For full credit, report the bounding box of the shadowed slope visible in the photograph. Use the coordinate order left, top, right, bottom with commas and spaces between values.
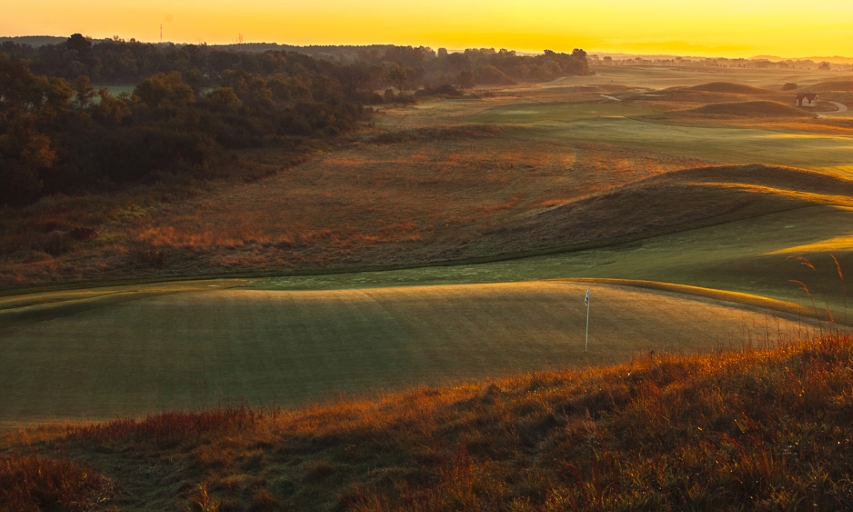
460, 164, 853, 258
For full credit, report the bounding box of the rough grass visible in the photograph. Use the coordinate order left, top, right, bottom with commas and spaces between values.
6, 333, 853, 511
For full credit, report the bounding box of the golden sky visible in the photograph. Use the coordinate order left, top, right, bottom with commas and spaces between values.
4, 0, 853, 58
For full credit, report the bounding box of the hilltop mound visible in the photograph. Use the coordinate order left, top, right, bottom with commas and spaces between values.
682, 100, 812, 118
809, 80, 853, 92
466, 164, 853, 256
688, 82, 772, 94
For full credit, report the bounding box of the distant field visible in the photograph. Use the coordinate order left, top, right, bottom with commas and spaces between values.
472, 103, 853, 174
0, 281, 817, 429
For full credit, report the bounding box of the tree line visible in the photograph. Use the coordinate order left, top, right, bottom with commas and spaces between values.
0, 36, 590, 91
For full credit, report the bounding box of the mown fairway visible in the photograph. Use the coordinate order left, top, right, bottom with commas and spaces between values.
0, 281, 816, 429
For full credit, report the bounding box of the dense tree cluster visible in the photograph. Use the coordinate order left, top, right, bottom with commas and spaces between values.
0, 41, 362, 207
0, 35, 590, 207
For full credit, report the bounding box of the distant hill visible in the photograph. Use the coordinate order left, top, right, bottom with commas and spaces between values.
752, 54, 853, 64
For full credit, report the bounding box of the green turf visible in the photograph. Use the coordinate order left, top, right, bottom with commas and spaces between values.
0, 282, 814, 429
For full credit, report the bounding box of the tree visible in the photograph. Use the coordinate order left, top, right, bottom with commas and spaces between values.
204, 87, 242, 112
387, 64, 408, 94
334, 62, 372, 97
72, 75, 96, 111
0, 54, 44, 114
457, 70, 475, 89
66, 34, 93, 60
133, 71, 195, 109
0, 115, 56, 206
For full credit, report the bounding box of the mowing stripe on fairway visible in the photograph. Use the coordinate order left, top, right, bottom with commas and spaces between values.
0, 281, 820, 430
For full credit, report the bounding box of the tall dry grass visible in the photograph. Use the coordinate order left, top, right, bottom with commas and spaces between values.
0, 455, 113, 511
8, 332, 852, 511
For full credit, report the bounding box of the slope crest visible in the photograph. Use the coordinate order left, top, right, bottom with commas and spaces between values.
468, 165, 853, 256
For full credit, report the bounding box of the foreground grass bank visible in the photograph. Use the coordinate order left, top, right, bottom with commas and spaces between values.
3, 333, 853, 511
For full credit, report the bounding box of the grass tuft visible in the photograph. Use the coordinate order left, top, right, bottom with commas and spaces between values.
0, 455, 113, 511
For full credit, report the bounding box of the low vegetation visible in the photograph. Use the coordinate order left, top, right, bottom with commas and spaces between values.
2, 332, 852, 511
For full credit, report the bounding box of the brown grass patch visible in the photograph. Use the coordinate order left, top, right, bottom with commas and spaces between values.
0, 131, 709, 287
370, 124, 503, 144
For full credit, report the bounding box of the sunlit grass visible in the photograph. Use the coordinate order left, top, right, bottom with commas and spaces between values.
772, 235, 853, 254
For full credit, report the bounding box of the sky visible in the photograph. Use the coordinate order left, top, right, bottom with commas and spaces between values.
4, 0, 853, 58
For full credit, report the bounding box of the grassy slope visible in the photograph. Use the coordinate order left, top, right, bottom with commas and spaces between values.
4, 333, 853, 511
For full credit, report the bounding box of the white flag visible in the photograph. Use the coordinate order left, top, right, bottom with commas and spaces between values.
584, 289, 590, 305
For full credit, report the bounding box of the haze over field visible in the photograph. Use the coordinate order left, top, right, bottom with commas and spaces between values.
5, 0, 853, 57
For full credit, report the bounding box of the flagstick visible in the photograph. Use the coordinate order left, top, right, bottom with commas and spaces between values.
585, 289, 590, 352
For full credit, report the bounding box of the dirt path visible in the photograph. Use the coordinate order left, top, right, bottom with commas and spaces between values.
0, 280, 818, 430
817, 101, 848, 118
